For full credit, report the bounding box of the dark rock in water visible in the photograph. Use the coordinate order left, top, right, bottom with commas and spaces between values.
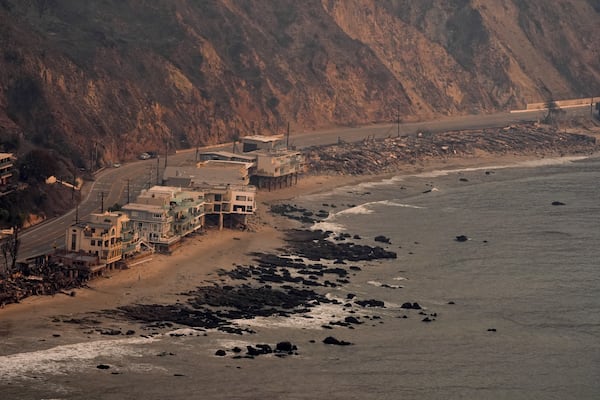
349, 266, 361, 271
353, 234, 361, 240
96, 364, 110, 370
52, 334, 61, 337
422, 317, 432, 322
487, 328, 497, 332
125, 330, 135, 336
448, 301, 455, 305
256, 344, 273, 354
346, 293, 356, 299
459, 178, 469, 182
323, 336, 352, 346
551, 201, 566, 206
374, 235, 391, 244
400, 302, 422, 310
284, 230, 396, 261
355, 299, 385, 308
276, 341, 295, 353
246, 346, 261, 356
232, 347, 242, 353
344, 316, 361, 324
215, 349, 226, 356
455, 235, 468, 242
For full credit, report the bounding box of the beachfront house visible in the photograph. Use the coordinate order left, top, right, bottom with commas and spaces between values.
122, 186, 205, 252
250, 149, 304, 190
241, 135, 285, 153
64, 212, 133, 268
163, 159, 252, 187
200, 184, 256, 230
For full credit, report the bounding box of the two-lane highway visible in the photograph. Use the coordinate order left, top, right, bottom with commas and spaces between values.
16, 106, 592, 260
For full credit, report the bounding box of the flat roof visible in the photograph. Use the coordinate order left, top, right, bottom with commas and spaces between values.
199, 151, 256, 161
122, 203, 168, 213
201, 160, 254, 169
241, 135, 284, 143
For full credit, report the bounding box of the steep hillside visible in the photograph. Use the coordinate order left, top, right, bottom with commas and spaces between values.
0, 0, 598, 166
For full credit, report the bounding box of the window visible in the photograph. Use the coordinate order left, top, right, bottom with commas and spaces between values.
236, 195, 247, 201
214, 194, 222, 201
71, 234, 77, 251
91, 240, 96, 246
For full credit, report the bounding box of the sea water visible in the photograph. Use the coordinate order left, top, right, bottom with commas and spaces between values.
1, 157, 599, 399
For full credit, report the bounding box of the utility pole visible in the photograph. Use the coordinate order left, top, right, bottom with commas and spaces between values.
75, 204, 79, 224
397, 104, 401, 137
164, 140, 168, 169
156, 156, 160, 185
100, 191, 104, 213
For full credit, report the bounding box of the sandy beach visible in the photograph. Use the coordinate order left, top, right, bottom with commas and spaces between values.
0, 148, 598, 340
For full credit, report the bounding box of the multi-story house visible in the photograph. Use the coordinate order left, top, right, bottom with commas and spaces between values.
163, 160, 252, 187
65, 212, 132, 268
0, 153, 14, 189
122, 186, 205, 252
202, 184, 256, 229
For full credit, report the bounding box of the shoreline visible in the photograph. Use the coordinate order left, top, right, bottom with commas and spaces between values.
1, 149, 599, 336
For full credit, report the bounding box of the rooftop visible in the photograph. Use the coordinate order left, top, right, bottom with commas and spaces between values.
241, 135, 284, 143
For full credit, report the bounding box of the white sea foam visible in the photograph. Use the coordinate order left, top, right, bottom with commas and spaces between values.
0, 337, 156, 381
393, 276, 408, 281
231, 302, 348, 330
412, 155, 588, 178
355, 175, 405, 190
367, 280, 403, 289
164, 327, 206, 337
310, 221, 346, 233
334, 204, 374, 215
377, 200, 425, 209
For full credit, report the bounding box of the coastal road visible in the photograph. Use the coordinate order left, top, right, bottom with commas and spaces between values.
17, 106, 593, 261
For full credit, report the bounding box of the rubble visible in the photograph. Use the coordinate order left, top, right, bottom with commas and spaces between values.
304, 124, 598, 175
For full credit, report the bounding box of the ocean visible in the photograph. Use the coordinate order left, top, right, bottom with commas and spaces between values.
1, 156, 599, 399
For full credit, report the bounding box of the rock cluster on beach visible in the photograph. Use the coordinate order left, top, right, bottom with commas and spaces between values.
57, 226, 437, 361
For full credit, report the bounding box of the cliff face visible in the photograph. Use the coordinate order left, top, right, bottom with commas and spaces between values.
0, 0, 598, 166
